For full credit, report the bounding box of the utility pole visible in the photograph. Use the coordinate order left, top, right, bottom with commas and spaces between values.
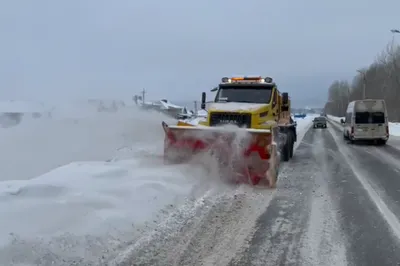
357, 69, 367, 99
390, 29, 400, 49
194, 101, 198, 114
140, 88, 146, 104
347, 87, 350, 104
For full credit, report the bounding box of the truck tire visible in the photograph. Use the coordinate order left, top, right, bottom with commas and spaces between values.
281, 133, 291, 162
289, 135, 294, 158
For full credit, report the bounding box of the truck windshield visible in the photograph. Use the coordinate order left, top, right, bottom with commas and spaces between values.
215, 85, 273, 104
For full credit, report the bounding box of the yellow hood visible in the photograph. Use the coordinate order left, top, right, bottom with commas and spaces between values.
208, 102, 268, 113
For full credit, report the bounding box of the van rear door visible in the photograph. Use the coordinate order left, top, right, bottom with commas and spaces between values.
370, 112, 386, 137
354, 112, 373, 138
354, 111, 386, 138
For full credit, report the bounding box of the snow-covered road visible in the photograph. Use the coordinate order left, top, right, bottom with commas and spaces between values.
0, 106, 315, 265
115, 116, 400, 266
8, 111, 400, 266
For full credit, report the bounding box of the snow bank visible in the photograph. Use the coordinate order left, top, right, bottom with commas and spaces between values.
327, 115, 400, 137
293, 115, 317, 148
0, 159, 199, 244
0, 104, 213, 265
0, 102, 316, 265
0, 107, 166, 181
327, 115, 343, 124
294, 115, 315, 131
389, 122, 400, 136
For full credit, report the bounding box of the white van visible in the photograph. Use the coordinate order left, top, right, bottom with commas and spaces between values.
341, 99, 389, 145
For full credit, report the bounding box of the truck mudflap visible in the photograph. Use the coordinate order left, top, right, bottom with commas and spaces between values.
161, 121, 280, 187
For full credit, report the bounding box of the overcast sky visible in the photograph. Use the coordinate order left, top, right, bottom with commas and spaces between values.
1, 0, 399, 107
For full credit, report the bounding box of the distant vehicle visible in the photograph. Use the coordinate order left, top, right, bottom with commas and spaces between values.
294, 113, 307, 119
341, 99, 389, 145
313, 116, 327, 128
140, 99, 190, 119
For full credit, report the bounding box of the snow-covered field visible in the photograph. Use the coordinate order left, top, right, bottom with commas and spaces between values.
0, 105, 315, 265
327, 114, 400, 137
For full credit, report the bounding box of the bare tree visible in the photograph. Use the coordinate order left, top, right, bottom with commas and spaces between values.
325, 80, 351, 116
325, 33, 400, 121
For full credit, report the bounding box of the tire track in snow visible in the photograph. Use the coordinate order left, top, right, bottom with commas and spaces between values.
327, 120, 400, 238
111, 185, 274, 266
326, 122, 400, 265
299, 129, 347, 266
229, 127, 346, 266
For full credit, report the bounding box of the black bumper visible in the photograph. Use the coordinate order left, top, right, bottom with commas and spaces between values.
313, 123, 326, 127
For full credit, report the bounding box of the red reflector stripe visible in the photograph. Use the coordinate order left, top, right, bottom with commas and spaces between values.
244, 144, 270, 160
169, 139, 208, 150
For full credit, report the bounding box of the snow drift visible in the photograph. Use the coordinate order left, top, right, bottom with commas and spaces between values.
0, 104, 216, 265
0, 102, 315, 265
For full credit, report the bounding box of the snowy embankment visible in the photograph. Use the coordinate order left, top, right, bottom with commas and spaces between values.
0, 104, 213, 265
327, 114, 400, 137
0, 104, 315, 265
293, 115, 317, 149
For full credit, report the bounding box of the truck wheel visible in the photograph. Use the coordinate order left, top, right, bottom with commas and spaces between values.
281, 134, 291, 162
289, 142, 294, 158
289, 133, 294, 158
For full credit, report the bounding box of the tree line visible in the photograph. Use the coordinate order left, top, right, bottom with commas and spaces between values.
324, 39, 400, 122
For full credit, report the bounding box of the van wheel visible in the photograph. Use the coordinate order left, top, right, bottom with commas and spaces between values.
377, 139, 387, 146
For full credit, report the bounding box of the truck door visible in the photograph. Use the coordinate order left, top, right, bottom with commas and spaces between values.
272, 89, 278, 121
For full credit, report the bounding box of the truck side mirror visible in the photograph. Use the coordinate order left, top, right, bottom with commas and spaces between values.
340, 118, 345, 124
201, 92, 206, 109
282, 92, 289, 105
210, 87, 218, 92
281, 92, 289, 111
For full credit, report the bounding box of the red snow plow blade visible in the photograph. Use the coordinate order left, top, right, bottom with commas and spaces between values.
162, 121, 280, 188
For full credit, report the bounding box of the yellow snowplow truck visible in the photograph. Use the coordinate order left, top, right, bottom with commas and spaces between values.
161, 76, 297, 188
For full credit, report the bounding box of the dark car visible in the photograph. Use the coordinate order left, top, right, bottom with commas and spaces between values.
313, 116, 327, 128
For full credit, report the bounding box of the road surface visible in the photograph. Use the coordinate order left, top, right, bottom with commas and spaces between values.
118, 120, 400, 266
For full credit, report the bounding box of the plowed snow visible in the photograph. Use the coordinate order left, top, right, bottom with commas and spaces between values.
0, 106, 315, 266
0, 105, 227, 265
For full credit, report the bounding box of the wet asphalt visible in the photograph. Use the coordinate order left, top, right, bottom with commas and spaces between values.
125, 120, 400, 266
230, 121, 400, 266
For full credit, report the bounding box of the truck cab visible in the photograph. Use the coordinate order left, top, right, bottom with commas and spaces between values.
200, 77, 290, 127
200, 76, 297, 161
